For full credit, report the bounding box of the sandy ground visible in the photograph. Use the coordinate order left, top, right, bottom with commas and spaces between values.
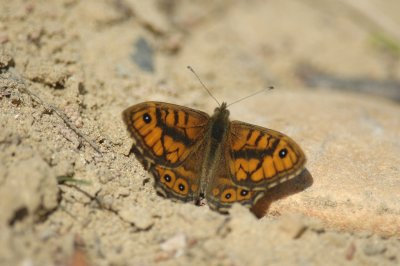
1, 0, 400, 265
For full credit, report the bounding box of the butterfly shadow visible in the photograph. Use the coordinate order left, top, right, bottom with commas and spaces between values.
250, 169, 313, 218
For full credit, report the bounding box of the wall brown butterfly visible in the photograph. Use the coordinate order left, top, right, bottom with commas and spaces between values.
123, 99, 306, 213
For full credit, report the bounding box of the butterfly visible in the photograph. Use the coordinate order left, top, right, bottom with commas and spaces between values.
123, 101, 306, 213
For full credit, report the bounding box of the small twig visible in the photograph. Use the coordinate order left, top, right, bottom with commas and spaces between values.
8, 68, 102, 154
56, 175, 92, 185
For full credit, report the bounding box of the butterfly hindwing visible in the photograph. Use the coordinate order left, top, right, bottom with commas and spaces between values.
149, 141, 207, 202
205, 143, 266, 212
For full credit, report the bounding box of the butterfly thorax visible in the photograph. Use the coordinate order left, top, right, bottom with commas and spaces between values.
200, 102, 230, 197
210, 102, 230, 142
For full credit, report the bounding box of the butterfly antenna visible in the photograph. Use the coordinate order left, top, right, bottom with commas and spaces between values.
187, 66, 220, 106
227, 86, 274, 107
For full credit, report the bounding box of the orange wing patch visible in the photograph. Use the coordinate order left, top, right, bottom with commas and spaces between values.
131, 107, 157, 137
231, 127, 276, 151
261, 156, 276, 179
161, 108, 207, 140
162, 135, 187, 164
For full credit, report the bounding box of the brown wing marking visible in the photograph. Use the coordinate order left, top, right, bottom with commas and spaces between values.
151, 165, 199, 200
205, 147, 265, 212
123, 101, 209, 167
149, 140, 207, 202
229, 121, 306, 187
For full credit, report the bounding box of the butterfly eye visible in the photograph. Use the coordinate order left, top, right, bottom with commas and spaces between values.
279, 148, 288, 158
164, 174, 172, 182
142, 113, 152, 123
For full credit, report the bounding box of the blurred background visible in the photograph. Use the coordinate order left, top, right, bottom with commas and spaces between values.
120, 0, 400, 103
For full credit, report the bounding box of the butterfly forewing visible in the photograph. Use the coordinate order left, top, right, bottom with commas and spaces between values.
228, 121, 306, 189
123, 101, 210, 167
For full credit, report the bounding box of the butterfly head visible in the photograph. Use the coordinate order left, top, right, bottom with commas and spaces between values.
214, 102, 230, 119
210, 102, 230, 142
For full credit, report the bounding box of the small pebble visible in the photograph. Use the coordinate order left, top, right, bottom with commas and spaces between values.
278, 213, 308, 239
117, 187, 130, 197
345, 242, 356, 260
118, 205, 154, 230
160, 233, 187, 257
363, 241, 387, 256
